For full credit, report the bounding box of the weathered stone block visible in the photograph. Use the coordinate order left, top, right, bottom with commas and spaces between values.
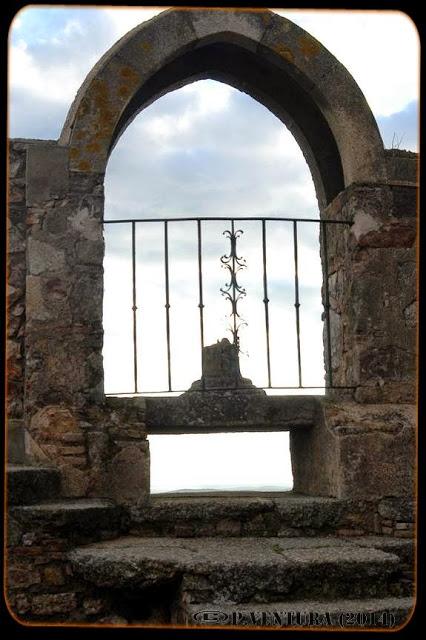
31, 406, 80, 442
108, 443, 150, 505
83, 597, 106, 615
338, 427, 414, 499
114, 9, 196, 80
7, 419, 26, 464
43, 565, 66, 586
7, 465, 61, 505
9, 182, 26, 204
29, 592, 77, 616
26, 275, 50, 322
385, 150, 418, 185
291, 401, 416, 500
378, 497, 414, 522
26, 144, 69, 205
190, 8, 268, 48
60, 464, 90, 498
8, 564, 41, 588
28, 238, 66, 276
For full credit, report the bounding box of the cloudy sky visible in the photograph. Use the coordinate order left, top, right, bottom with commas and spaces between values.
9, 7, 419, 492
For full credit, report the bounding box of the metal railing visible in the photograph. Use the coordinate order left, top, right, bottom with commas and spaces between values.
103, 216, 353, 395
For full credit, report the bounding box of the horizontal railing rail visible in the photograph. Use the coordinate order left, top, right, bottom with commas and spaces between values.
103, 216, 353, 395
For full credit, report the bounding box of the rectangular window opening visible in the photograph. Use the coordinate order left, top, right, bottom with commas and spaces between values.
148, 432, 293, 495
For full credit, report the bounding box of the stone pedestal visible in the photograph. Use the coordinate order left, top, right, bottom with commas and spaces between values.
190, 338, 257, 390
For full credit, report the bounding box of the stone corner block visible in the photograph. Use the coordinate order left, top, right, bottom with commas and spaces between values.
26, 143, 69, 206
107, 443, 150, 506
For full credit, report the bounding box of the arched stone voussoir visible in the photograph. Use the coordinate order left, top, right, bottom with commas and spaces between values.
60, 8, 198, 173
258, 12, 387, 187
59, 7, 386, 193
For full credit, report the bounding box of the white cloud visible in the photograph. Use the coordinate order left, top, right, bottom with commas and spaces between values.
276, 10, 419, 117
9, 38, 83, 104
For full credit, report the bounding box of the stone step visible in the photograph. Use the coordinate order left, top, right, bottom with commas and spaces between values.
9, 499, 123, 538
7, 464, 61, 505
178, 596, 415, 629
69, 536, 411, 603
129, 493, 356, 537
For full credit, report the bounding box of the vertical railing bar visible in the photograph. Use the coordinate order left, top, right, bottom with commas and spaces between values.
197, 219, 205, 390
262, 219, 272, 388
231, 218, 239, 389
164, 220, 172, 392
131, 221, 138, 394
321, 221, 333, 388
293, 220, 303, 388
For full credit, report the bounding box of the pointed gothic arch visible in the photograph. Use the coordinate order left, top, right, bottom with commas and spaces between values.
59, 8, 387, 210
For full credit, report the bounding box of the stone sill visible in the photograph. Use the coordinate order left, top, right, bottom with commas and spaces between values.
145, 392, 320, 434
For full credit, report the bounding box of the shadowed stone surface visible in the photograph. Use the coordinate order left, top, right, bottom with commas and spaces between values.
8, 420, 26, 463
69, 536, 402, 602
290, 401, 416, 499
129, 493, 359, 538
7, 464, 61, 505
10, 499, 123, 534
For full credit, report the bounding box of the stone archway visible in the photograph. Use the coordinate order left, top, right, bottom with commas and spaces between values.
9, 8, 416, 505
59, 8, 387, 210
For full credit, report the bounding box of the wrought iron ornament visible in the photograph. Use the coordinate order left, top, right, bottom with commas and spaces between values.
220, 220, 247, 350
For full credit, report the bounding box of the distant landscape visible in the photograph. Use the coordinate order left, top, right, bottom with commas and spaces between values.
152, 484, 293, 495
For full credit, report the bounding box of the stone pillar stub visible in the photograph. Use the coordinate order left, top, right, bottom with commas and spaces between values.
26, 143, 69, 205
190, 338, 258, 390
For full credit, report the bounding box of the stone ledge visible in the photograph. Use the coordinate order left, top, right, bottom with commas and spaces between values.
145, 394, 319, 433
10, 499, 123, 534
69, 535, 402, 602
7, 464, 61, 505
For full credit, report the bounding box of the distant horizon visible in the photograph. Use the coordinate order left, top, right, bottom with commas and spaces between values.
151, 484, 293, 495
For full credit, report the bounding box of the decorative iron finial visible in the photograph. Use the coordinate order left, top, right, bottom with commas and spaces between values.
220, 221, 247, 350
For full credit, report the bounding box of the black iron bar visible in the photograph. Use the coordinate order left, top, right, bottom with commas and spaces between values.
131, 221, 138, 394
321, 221, 333, 388
197, 220, 205, 390
293, 220, 303, 388
164, 220, 172, 392
262, 219, 272, 388
104, 216, 352, 225
197, 220, 205, 351
231, 219, 238, 348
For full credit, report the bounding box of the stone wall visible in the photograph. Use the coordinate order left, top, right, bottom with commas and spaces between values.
290, 400, 416, 500
321, 179, 417, 403
7, 140, 28, 423
6, 139, 417, 504
24, 141, 105, 415
7, 139, 150, 500
7, 501, 127, 623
